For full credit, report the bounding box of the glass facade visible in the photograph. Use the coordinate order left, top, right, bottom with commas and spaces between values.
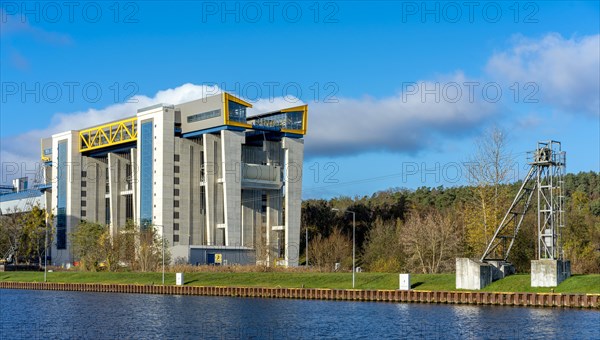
140, 121, 153, 227
228, 101, 247, 123
187, 109, 221, 123
249, 111, 303, 131
56, 141, 67, 249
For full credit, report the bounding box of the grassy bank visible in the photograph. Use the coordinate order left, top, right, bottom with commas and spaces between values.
1, 271, 599, 294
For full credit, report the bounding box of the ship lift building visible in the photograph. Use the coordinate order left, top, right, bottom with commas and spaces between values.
4, 92, 307, 267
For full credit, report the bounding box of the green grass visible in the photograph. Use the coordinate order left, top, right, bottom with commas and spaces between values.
1, 271, 598, 294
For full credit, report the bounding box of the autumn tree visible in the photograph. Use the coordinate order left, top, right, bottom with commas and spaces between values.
135, 227, 170, 272
70, 221, 105, 271
400, 210, 462, 273
0, 203, 52, 265
563, 191, 600, 273
361, 218, 404, 272
464, 126, 514, 256
309, 228, 352, 271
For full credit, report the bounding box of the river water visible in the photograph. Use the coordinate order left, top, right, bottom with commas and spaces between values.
0, 289, 598, 339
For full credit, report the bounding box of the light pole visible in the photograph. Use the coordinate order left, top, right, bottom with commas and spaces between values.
332, 208, 356, 288
44, 222, 48, 282
305, 227, 309, 267
155, 225, 165, 285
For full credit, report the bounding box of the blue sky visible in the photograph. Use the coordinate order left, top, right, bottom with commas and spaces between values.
1, 1, 599, 199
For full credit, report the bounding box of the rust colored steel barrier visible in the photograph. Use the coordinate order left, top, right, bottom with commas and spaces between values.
0, 281, 598, 309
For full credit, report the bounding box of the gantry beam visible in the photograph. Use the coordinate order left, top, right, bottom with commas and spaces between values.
79, 117, 137, 152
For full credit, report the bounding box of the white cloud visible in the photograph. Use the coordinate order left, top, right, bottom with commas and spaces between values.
486, 33, 600, 116
305, 73, 497, 157
0, 84, 220, 184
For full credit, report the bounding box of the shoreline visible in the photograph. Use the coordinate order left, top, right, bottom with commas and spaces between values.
1, 281, 598, 309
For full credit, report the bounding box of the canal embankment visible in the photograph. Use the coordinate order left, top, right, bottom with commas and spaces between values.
1, 281, 598, 309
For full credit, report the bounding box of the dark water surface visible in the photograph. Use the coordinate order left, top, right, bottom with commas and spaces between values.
1, 289, 598, 339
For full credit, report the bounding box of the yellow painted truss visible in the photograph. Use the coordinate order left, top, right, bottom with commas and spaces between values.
79, 117, 137, 152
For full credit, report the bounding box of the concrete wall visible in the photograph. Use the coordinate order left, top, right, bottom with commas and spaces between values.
51, 131, 81, 266
282, 137, 303, 266
179, 94, 224, 134
456, 258, 493, 290
531, 260, 571, 287
221, 130, 244, 247
190, 247, 256, 265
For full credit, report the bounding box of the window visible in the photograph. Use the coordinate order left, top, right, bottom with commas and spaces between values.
228, 100, 247, 123
173, 234, 179, 243
174, 166, 180, 173
81, 181, 87, 188
81, 210, 86, 217
81, 170, 87, 177
140, 121, 153, 227
174, 189, 179, 196
174, 154, 180, 162
56, 141, 67, 249
187, 109, 220, 123
125, 195, 133, 221
174, 211, 179, 219
125, 164, 132, 190
174, 177, 180, 185
174, 200, 179, 208
105, 198, 111, 225
81, 191, 86, 197
81, 200, 87, 207
174, 223, 179, 231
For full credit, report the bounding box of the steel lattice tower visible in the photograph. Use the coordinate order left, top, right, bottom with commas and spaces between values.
481, 141, 566, 263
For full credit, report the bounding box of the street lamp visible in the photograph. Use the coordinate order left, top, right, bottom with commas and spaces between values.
305, 227, 309, 267
44, 222, 49, 282
155, 225, 166, 285
332, 208, 356, 289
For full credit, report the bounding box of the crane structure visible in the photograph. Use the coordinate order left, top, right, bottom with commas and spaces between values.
457, 141, 570, 289
481, 140, 566, 263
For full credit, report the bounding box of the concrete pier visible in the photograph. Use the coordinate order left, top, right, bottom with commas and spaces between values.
531, 260, 571, 287
456, 258, 514, 290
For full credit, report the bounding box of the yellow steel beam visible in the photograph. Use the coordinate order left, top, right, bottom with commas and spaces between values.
40, 140, 51, 162
79, 117, 138, 152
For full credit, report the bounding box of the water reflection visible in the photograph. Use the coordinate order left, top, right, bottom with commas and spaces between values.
1, 289, 598, 339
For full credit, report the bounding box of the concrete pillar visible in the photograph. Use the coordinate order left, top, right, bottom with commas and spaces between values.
108, 152, 129, 236
531, 260, 571, 287
51, 131, 81, 266
203, 133, 218, 245
130, 148, 137, 225
221, 130, 244, 247
282, 137, 303, 267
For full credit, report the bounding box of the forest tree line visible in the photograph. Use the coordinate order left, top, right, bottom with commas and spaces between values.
300, 170, 600, 274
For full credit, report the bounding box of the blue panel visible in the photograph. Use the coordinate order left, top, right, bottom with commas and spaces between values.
56, 141, 67, 249
0, 189, 43, 202
140, 121, 153, 228
181, 125, 245, 138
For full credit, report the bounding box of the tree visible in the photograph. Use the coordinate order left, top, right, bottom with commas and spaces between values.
70, 221, 105, 271
20, 204, 51, 266
464, 126, 514, 256
0, 208, 24, 264
400, 210, 462, 274
0, 204, 53, 265
309, 228, 351, 271
361, 218, 404, 272
135, 227, 170, 272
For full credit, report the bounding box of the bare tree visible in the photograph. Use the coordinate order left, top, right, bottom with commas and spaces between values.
464, 126, 514, 254
401, 210, 462, 274
310, 228, 352, 271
